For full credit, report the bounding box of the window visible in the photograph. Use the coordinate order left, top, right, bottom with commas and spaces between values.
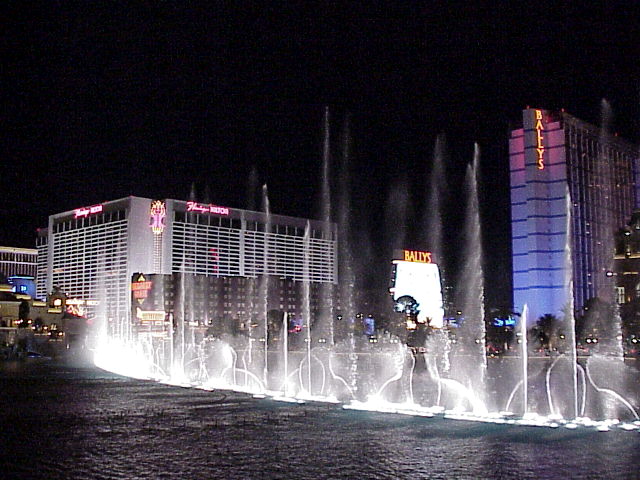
616, 286, 626, 304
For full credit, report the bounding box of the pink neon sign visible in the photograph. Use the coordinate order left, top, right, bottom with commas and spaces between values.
74, 204, 103, 218
186, 201, 230, 216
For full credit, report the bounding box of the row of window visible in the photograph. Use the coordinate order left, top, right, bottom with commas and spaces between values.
50, 220, 129, 318
173, 210, 333, 240
0, 252, 36, 262
52, 209, 127, 233
172, 221, 335, 282
615, 284, 640, 304
0, 262, 37, 275
565, 123, 635, 308
36, 243, 49, 300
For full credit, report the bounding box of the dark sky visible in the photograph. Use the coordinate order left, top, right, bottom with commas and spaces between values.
2, 1, 639, 308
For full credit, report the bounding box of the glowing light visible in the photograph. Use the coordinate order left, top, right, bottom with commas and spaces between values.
402, 249, 432, 263
93, 335, 156, 380
534, 109, 545, 170
391, 257, 444, 328
131, 274, 153, 301
65, 299, 85, 305
272, 395, 305, 404
210, 247, 219, 274
131, 281, 152, 291
186, 201, 230, 216
66, 304, 85, 317
135, 308, 165, 323
149, 200, 166, 234
74, 204, 103, 218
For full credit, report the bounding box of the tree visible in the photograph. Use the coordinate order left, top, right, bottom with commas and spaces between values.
18, 300, 30, 327
533, 314, 560, 352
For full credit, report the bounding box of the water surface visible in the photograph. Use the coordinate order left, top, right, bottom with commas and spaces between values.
1, 359, 638, 479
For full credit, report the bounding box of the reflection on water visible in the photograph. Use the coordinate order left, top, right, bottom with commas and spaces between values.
1, 359, 638, 480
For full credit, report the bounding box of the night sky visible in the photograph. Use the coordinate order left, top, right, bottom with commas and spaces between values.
2, 2, 639, 308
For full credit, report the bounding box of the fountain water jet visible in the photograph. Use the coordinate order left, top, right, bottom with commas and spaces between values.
450, 144, 486, 405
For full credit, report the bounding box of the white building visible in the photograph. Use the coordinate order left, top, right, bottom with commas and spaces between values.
37, 196, 337, 328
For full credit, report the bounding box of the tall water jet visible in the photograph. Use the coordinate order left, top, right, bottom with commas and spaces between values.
452, 143, 486, 405
384, 174, 411, 258
282, 311, 289, 396
260, 184, 272, 388
564, 190, 579, 419
336, 114, 359, 398
580, 101, 631, 420
320, 107, 331, 242
246, 165, 259, 211
592, 98, 624, 359
422, 134, 447, 274
420, 134, 450, 397
337, 114, 356, 323
172, 269, 187, 382
521, 304, 529, 415
317, 107, 334, 344
303, 220, 312, 394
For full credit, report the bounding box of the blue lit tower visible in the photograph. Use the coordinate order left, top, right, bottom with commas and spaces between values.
510, 108, 639, 323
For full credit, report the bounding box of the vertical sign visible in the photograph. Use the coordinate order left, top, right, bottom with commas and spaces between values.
534, 109, 545, 170
149, 201, 166, 234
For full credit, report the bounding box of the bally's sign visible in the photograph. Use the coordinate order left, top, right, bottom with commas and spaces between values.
396, 249, 433, 264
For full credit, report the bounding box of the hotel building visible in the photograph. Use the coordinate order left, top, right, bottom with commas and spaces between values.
510, 108, 639, 323
37, 197, 337, 332
0, 246, 38, 297
0, 246, 38, 279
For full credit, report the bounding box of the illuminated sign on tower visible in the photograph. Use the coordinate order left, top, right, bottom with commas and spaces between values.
149, 200, 166, 234
534, 109, 545, 170
186, 201, 230, 216
74, 204, 103, 218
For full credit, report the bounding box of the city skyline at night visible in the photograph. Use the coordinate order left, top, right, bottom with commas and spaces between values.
2, 3, 639, 311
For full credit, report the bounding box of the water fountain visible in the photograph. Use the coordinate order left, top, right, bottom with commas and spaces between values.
92, 110, 640, 433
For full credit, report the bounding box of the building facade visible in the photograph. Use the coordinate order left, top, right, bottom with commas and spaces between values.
38, 197, 337, 334
510, 108, 639, 323
131, 272, 342, 338
0, 246, 38, 279
0, 246, 38, 297
613, 210, 640, 350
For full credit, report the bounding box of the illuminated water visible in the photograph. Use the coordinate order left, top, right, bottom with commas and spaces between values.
1, 359, 639, 480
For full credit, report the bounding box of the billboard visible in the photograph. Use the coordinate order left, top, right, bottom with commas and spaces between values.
390, 250, 444, 328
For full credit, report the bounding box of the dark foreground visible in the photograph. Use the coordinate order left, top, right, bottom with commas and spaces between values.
1, 358, 639, 480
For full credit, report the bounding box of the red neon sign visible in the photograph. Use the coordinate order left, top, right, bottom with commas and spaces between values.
131, 279, 153, 299
534, 109, 545, 170
403, 250, 432, 263
74, 204, 103, 218
186, 201, 230, 216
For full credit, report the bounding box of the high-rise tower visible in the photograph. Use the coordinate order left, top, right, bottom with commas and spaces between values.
510, 108, 639, 322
